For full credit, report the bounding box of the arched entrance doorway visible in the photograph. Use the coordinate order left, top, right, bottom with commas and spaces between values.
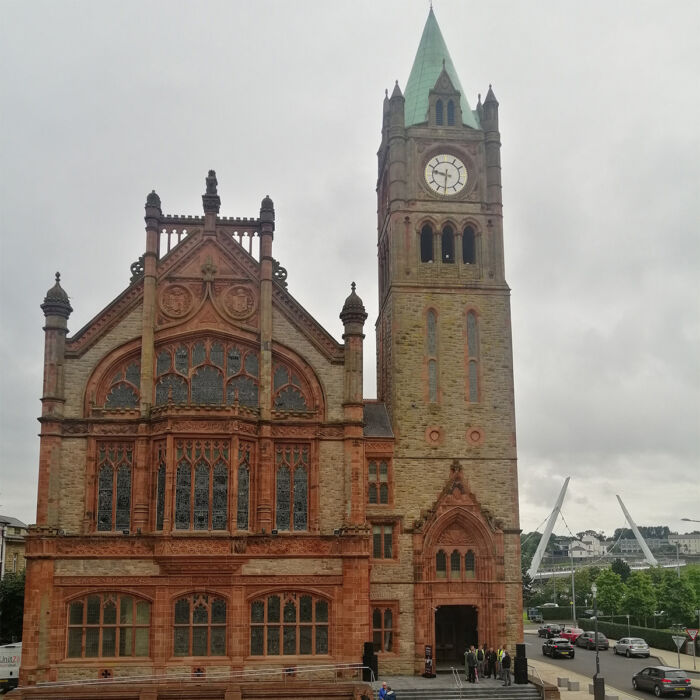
435, 604, 478, 663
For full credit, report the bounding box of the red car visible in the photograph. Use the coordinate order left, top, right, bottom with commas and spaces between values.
560, 627, 584, 644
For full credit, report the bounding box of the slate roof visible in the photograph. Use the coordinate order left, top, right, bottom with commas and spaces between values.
363, 402, 394, 438
0, 515, 28, 528
403, 8, 480, 129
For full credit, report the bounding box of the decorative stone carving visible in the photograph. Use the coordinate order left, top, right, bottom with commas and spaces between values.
222, 284, 256, 320
159, 284, 194, 318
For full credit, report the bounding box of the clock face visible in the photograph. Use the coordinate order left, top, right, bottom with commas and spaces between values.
424, 154, 468, 196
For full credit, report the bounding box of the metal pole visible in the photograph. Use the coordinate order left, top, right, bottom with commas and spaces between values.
591, 583, 605, 700
627, 615, 630, 638
570, 551, 576, 622
676, 542, 680, 578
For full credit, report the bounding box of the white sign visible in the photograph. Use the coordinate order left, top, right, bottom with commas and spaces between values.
687, 629, 698, 641
672, 635, 686, 650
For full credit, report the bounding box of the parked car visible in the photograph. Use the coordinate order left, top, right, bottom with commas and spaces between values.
615, 637, 650, 658
542, 637, 575, 659
560, 626, 584, 643
579, 609, 595, 619
538, 623, 562, 638
576, 631, 609, 650
632, 666, 692, 697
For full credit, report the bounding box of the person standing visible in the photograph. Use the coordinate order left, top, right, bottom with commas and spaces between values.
465, 645, 477, 683
496, 644, 504, 680
477, 644, 485, 680
487, 647, 497, 678
501, 645, 512, 686
378, 681, 388, 699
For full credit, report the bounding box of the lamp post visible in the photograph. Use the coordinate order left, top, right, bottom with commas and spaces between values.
591, 583, 605, 700
570, 550, 577, 622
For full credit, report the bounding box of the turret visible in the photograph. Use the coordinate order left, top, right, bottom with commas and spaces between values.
340, 282, 367, 405
483, 85, 503, 214
40, 272, 72, 417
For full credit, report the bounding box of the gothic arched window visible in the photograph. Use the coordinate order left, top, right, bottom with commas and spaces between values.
275, 445, 309, 531
420, 225, 434, 263
97, 443, 132, 532
273, 365, 309, 412
175, 440, 229, 531
463, 225, 476, 264
465, 550, 476, 578
447, 99, 455, 126
155, 442, 166, 531
104, 361, 140, 409
237, 442, 253, 530
442, 225, 454, 263
435, 99, 444, 125
436, 550, 447, 578
67, 594, 150, 658
466, 311, 480, 402
372, 606, 394, 653
450, 550, 461, 577
173, 594, 227, 657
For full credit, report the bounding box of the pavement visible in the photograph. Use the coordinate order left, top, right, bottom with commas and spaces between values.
370, 637, 698, 699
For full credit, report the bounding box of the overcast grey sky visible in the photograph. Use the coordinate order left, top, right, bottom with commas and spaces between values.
1, 0, 698, 537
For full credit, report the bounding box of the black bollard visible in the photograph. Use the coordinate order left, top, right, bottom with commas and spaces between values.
514, 642, 528, 684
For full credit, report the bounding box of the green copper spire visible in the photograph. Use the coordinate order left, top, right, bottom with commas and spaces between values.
403, 8, 480, 129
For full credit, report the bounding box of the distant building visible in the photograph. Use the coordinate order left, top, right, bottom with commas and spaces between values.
668, 533, 700, 555
569, 534, 606, 559
0, 515, 28, 578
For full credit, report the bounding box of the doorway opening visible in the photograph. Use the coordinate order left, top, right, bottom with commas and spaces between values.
435, 605, 478, 663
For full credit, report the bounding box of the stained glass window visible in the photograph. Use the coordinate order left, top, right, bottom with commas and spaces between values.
275, 445, 309, 531
250, 594, 329, 656
237, 442, 252, 530
175, 440, 229, 531
96, 444, 132, 531
67, 594, 149, 659
191, 366, 223, 405
173, 594, 226, 657
272, 364, 309, 412
155, 374, 188, 405
155, 444, 166, 531
104, 360, 140, 409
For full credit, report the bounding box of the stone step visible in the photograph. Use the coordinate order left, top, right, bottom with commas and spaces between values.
380, 687, 541, 700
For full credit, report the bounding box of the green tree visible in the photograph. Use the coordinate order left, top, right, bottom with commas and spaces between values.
657, 574, 697, 627
611, 558, 631, 583
594, 569, 625, 616
621, 571, 656, 626
683, 565, 700, 602
0, 569, 25, 643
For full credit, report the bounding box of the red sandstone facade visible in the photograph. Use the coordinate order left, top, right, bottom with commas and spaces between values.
21, 11, 521, 689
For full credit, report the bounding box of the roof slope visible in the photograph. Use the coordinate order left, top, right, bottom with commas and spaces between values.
403, 8, 480, 129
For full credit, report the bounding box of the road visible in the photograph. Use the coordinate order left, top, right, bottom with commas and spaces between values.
524, 637, 671, 699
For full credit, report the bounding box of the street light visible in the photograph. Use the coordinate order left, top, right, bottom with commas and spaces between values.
626, 614, 631, 638
591, 583, 605, 700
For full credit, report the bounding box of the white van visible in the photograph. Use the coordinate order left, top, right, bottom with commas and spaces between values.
0, 642, 21, 693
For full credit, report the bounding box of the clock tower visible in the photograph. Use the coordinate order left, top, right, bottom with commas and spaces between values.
375, 8, 521, 667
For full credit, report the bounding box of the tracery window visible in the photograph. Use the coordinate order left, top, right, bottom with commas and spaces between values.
104, 361, 140, 409
97, 443, 132, 532
450, 549, 461, 577
435, 99, 444, 125
426, 309, 438, 403
466, 311, 480, 402
420, 224, 434, 263
237, 441, 253, 530
275, 445, 308, 531
442, 225, 454, 263
154, 338, 259, 408
368, 459, 389, 505
67, 594, 150, 658
465, 550, 476, 578
372, 606, 395, 653
250, 593, 329, 656
273, 365, 309, 412
434, 548, 476, 580
173, 594, 227, 657
155, 442, 166, 531
175, 440, 229, 530
463, 225, 476, 264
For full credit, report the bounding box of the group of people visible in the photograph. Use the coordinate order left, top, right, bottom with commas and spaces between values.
378, 682, 396, 699
464, 643, 512, 686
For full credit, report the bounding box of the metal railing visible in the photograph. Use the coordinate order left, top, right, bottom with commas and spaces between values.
451, 665, 464, 699
34, 662, 374, 689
